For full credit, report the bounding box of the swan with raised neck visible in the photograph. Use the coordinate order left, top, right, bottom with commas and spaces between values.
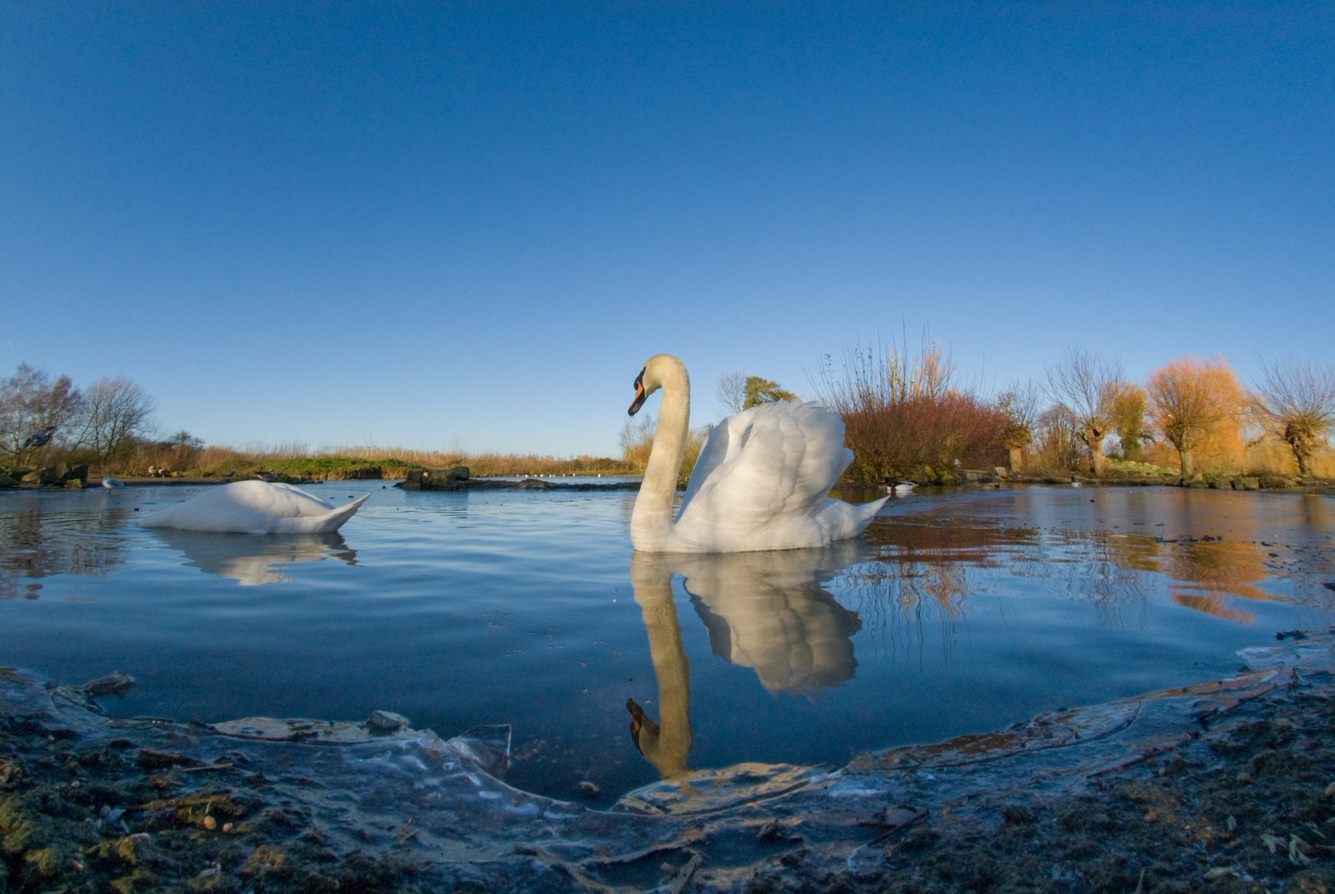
627, 354, 886, 553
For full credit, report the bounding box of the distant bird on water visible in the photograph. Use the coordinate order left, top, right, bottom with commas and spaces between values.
141, 480, 368, 534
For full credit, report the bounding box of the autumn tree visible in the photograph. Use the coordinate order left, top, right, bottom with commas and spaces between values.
1044, 349, 1123, 475
619, 413, 656, 472
0, 363, 83, 466
1109, 384, 1149, 462
1146, 357, 1245, 478
1250, 360, 1335, 477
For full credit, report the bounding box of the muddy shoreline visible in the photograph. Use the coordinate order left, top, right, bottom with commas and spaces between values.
3, 633, 1332, 892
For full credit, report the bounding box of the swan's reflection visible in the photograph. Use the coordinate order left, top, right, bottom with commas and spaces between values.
151, 530, 357, 586
627, 542, 864, 777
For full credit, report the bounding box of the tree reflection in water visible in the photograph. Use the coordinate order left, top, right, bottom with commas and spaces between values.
0, 504, 133, 599
848, 489, 1335, 629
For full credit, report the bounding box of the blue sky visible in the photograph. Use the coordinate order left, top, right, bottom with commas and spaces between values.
3, 2, 1332, 458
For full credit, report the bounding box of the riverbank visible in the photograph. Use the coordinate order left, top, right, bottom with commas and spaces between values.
3, 634, 1332, 892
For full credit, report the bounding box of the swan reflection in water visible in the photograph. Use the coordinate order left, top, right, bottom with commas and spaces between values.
626, 542, 864, 778
151, 529, 357, 586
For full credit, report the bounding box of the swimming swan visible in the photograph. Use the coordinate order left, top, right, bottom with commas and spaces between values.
141, 480, 368, 534
627, 354, 886, 553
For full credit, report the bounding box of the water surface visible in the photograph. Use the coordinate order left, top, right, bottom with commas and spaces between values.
2, 482, 1332, 800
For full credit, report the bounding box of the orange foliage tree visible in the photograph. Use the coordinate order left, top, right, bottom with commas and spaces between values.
1146, 357, 1245, 477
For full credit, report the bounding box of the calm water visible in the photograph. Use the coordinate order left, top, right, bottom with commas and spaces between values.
2, 482, 1333, 800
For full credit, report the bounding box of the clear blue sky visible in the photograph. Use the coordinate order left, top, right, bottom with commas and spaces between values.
4, 3, 1331, 458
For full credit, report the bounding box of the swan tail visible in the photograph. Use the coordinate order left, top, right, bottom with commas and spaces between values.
818, 493, 887, 542
273, 494, 370, 534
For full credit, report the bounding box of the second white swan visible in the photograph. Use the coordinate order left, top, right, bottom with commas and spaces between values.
141, 480, 368, 534
627, 354, 886, 553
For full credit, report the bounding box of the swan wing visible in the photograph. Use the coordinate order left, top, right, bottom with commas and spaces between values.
674, 402, 869, 551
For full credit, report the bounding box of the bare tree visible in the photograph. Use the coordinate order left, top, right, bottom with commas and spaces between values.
1251, 360, 1335, 477
1044, 349, 1123, 475
0, 363, 83, 466
995, 382, 1040, 472
74, 377, 157, 464
1147, 357, 1244, 477
1032, 404, 1082, 473
716, 369, 747, 415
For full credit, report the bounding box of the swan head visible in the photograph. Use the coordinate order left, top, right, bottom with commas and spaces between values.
628, 367, 653, 416
628, 354, 686, 416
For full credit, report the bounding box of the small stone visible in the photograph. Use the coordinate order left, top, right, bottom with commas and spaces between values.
82, 671, 135, 697
1325, 782, 1335, 798
365, 710, 409, 734
577, 780, 600, 798
203, 815, 217, 831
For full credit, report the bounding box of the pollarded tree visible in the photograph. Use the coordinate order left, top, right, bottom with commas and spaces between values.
1251, 360, 1335, 477
1146, 356, 1245, 478
1044, 349, 1123, 475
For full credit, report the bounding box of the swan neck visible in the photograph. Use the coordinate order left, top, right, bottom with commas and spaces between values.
632, 366, 689, 550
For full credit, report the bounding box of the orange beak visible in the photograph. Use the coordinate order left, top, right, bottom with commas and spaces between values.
628, 368, 648, 416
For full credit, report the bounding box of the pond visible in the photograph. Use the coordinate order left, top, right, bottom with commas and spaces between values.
2, 481, 1333, 802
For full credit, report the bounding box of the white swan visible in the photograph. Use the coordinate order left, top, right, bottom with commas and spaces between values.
627, 354, 886, 553
141, 480, 368, 534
